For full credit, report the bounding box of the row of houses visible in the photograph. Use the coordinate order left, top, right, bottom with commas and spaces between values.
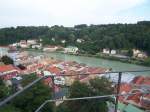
31, 58, 108, 97
43, 46, 79, 54
10, 39, 42, 49
102, 48, 148, 59
51, 38, 85, 44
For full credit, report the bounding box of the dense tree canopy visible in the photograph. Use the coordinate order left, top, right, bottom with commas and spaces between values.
0, 21, 150, 55
0, 75, 53, 112
57, 77, 113, 112
1, 56, 14, 65
0, 78, 12, 100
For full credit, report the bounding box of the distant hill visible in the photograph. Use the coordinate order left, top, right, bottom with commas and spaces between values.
0, 21, 150, 55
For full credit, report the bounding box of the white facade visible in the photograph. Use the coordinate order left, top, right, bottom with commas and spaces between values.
76, 39, 84, 43
133, 49, 147, 58
52, 38, 55, 41
11, 43, 19, 47
32, 44, 42, 49
61, 40, 66, 43
27, 40, 37, 45
20, 44, 29, 48
133, 49, 140, 56
0, 47, 8, 57
43, 46, 58, 52
110, 50, 117, 55
64, 46, 78, 54
103, 48, 110, 54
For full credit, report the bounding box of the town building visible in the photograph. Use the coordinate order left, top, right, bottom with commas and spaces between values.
0, 46, 8, 57
19, 40, 29, 48
118, 76, 150, 111
0, 65, 18, 80
110, 49, 117, 55
32, 44, 42, 49
64, 46, 79, 54
27, 39, 37, 45
43, 46, 58, 52
76, 39, 84, 43
103, 48, 110, 54
61, 40, 66, 44
133, 49, 148, 59
102, 48, 117, 55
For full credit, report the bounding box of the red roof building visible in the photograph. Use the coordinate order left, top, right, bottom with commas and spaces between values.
0, 65, 18, 80
47, 66, 61, 75
119, 76, 150, 109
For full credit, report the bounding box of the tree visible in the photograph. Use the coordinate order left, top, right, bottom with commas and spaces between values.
0, 105, 21, 112
127, 49, 133, 57
0, 75, 53, 112
0, 21, 150, 55
1, 56, 14, 65
144, 57, 150, 66
57, 77, 113, 112
11, 80, 53, 112
0, 78, 12, 100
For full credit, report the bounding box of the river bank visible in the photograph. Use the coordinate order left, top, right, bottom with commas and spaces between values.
73, 53, 150, 67
25, 48, 150, 67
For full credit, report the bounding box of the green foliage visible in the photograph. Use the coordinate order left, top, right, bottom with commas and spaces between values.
0, 21, 150, 55
0, 75, 53, 112
0, 105, 21, 112
21, 73, 37, 87
1, 55, 14, 65
0, 78, 11, 99
57, 77, 113, 112
143, 57, 150, 66
11, 80, 53, 112
127, 49, 133, 57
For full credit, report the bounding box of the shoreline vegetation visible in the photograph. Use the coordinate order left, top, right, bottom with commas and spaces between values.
25, 48, 150, 67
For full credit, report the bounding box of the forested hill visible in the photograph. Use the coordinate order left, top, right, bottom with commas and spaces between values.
0, 21, 150, 55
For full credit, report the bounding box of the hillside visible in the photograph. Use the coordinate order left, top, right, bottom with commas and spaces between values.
0, 21, 150, 55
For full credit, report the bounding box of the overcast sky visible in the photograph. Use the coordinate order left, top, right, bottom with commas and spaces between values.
0, 0, 150, 28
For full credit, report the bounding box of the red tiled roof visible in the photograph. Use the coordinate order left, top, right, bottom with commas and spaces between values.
0, 46, 8, 48
119, 83, 132, 102
120, 83, 132, 93
127, 92, 142, 103
0, 65, 17, 73
143, 78, 150, 85
47, 66, 61, 75
132, 76, 144, 85
87, 67, 106, 74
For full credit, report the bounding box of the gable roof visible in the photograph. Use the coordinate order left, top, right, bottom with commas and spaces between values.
0, 65, 16, 73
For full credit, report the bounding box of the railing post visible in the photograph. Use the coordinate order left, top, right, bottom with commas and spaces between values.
51, 76, 55, 99
51, 75, 56, 112
115, 72, 122, 112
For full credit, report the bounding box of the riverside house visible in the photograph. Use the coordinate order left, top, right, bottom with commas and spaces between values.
133, 49, 148, 59
64, 46, 79, 54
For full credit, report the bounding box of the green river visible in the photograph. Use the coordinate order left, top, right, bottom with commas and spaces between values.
29, 51, 150, 76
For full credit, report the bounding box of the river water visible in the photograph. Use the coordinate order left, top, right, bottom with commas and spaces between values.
28, 51, 150, 76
